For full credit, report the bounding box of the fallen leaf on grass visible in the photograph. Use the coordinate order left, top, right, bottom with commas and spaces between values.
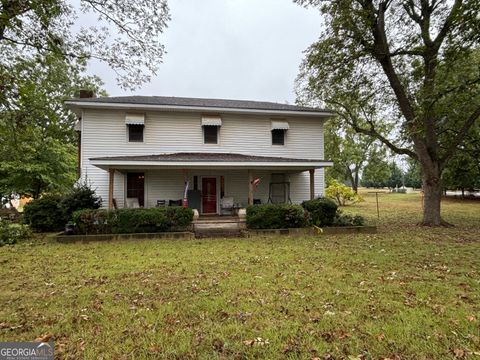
377, 333, 385, 341
243, 339, 255, 346
34, 333, 54, 342
337, 330, 351, 340
77, 340, 85, 352
466, 315, 477, 322
451, 348, 466, 358
243, 337, 269, 347
148, 345, 160, 353
212, 338, 224, 352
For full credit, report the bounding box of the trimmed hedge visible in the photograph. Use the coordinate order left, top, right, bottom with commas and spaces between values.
72, 207, 194, 234
246, 204, 307, 229
301, 197, 338, 226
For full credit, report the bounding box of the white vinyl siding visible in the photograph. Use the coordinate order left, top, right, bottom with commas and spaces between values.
80, 109, 326, 207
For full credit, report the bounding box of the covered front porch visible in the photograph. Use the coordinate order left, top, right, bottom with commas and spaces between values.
90, 153, 332, 214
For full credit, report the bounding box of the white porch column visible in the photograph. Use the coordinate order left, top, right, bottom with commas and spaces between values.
309, 169, 315, 200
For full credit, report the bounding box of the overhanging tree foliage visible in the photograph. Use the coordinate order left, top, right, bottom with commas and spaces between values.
0, 53, 104, 199
0, 0, 170, 89
296, 0, 480, 226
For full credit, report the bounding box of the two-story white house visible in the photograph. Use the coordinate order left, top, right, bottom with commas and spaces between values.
65, 95, 333, 215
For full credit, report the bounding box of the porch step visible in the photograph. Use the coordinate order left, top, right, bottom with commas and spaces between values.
194, 216, 241, 224
195, 231, 245, 239
193, 220, 245, 238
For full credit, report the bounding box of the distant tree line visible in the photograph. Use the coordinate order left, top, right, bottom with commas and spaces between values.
325, 124, 479, 194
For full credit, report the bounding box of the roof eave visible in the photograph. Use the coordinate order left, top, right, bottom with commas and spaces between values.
64, 101, 334, 118
90, 159, 334, 171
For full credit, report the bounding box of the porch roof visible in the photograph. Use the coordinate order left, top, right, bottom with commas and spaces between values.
90, 152, 333, 171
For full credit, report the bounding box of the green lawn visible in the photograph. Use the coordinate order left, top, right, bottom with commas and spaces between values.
1, 193, 479, 359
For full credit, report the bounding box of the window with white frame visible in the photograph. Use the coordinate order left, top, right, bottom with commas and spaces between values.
201, 116, 222, 144
271, 120, 289, 145
125, 113, 145, 143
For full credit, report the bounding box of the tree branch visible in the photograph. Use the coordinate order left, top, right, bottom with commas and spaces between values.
433, 0, 463, 50
330, 99, 417, 158
440, 106, 480, 167
360, 0, 417, 125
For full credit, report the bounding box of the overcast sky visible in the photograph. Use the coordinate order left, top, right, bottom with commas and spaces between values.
86, 0, 322, 104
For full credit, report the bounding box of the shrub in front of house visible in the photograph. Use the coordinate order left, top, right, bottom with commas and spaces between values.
72, 207, 194, 234
246, 204, 307, 229
301, 197, 338, 226
0, 220, 32, 246
60, 184, 102, 221
333, 210, 365, 227
23, 184, 102, 232
23, 194, 66, 232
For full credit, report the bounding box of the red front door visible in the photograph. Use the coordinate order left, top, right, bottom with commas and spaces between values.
202, 177, 217, 214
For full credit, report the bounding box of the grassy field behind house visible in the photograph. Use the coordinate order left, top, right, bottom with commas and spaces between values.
0, 192, 479, 359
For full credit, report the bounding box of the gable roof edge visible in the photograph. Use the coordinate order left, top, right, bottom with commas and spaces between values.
65, 100, 334, 118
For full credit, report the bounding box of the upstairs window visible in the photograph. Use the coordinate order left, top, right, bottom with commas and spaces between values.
125, 113, 145, 143
271, 120, 289, 146
272, 129, 285, 145
201, 116, 222, 144
128, 124, 144, 142
203, 126, 219, 144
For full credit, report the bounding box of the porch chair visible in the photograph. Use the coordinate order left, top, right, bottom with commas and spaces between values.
156, 200, 166, 207
220, 197, 234, 215
168, 199, 182, 207
126, 197, 140, 208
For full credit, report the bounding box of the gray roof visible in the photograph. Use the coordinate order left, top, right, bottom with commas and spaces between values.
70, 95, 330, 114
91, 152, 328, 163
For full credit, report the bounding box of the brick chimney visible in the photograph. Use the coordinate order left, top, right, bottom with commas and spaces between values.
79, 89, 96, 99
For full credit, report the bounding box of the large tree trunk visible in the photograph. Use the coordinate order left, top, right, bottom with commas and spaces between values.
353, 170, 359, 194
346, 167, 359, 193
420, 161, 451, 226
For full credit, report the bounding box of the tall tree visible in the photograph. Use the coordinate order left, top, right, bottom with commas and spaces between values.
0, 0, 169, 89
385, 161, 404, 190
296, 0, 480, 226
361, 148, 391, 188
404, 159, 422, 189
0, 53, 104, 199
442, 122, 480, 195
325, 115, 387, 193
